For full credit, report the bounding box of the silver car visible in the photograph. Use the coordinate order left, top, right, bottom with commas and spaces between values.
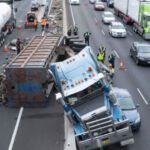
109, 21, 127, 37
112, 87, 141, 131
70, 0, 80, 5
89, 0, 95, 4
102, 11, 115, 24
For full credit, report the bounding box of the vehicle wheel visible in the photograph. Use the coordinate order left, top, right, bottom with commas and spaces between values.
133, 26, 137, 33
2, 38, 5, 44
129, 50, 132, 57
135, 58, 139, 65
72, 42, 87, 48
72, 46, 82, 53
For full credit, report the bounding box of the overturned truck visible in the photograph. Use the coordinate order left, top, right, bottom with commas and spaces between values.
50, 46, 134, 149
5, 35, 62, 107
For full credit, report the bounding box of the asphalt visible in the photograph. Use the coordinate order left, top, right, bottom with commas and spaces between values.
68, 0, 150, 150
0, 0, 64, 150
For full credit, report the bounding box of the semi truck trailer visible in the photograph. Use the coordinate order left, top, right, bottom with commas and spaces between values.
50, 46, 134, 149
114, 0, 150, 39
0, 2, 16, 46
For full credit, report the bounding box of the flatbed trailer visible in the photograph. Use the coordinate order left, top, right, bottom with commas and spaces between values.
5, 35, 61, 107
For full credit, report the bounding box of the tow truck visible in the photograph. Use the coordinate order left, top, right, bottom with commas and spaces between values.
24, 1, 48, 28
49, 46, 134, 149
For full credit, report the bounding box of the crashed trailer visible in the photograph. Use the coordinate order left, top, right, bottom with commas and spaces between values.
5, 35, 61, 107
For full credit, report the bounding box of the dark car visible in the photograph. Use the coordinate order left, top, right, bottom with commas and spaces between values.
130, 42, 150, 65
112, 87, 141, 131
31, 3, 40, 11
106, 0, 114, 7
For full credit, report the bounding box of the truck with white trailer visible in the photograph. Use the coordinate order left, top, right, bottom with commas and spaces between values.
114, 0, 150, 39
50, 46, 134, 149
0, 2, 16, 46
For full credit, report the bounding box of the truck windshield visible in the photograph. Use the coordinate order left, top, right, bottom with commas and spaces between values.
67, 81, 103, 105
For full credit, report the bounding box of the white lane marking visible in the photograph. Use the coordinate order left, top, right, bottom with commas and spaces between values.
42, 31, 45, 36
113, 49, 120, 58
69, 0, 75, 26
8, 107, 24, 150
48, 0, 54, 16
63, 0, 68, 35
94, 18, 98, 22
128, 31, 133, 36
137, 88, 148, 105
102, 30, 105, 36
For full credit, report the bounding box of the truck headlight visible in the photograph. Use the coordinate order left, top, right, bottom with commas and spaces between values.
93, 132, 99, 136
108, 128, 113, 133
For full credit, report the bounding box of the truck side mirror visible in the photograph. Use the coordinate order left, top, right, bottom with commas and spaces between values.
56, 92, 62, 102
15, 8, 18, 12
136, 104, 140, 108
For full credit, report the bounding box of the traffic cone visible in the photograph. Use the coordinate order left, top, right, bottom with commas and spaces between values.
3, 46, 8, 53
16, 25, 22, 30
95, 19, 99, 26
119, 60, 124, 70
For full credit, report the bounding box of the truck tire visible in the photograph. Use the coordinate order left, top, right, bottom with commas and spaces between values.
72, 42, 87, 48
135, 58, 139, 65
69, 39, 83, 46
65, 36, 79, 45
72, 46, 82, 53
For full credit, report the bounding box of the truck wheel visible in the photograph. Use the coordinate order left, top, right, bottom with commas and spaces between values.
129, 50, 132, 57
72, 42, 87, 48
72, 46, 82, 53
135, 58, 139, 65
133, 26, 137, 33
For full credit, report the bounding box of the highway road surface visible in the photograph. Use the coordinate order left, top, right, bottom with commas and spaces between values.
68, 0, 150, 149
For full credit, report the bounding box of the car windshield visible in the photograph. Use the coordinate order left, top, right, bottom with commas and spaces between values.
105, 14, 114, 18
97, 2, 103, 5
138, 45, 150, 53
112, 24, 124, 29
118, 97, 136, 110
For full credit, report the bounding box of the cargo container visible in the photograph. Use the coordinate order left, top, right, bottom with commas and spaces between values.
5, 35, 61, 107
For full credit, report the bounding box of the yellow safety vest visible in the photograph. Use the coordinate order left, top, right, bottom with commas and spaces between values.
97, 53, 104, 61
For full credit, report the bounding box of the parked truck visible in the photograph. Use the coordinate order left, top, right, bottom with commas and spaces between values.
25, 0, 48, 28
114, 0, 150, 39
0, 2, 16, 47
50, 46, 134, 150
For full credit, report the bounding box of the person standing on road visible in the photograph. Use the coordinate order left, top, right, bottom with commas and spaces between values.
97, 46, 106, 63
73, 26, 78, 35
41, 18, 46, 31
108, 51, 116, 68
67, 26, 72, 36
83, 32, 91, 46
34, 18, 38, 31
16, 38, 21, 54
97, 47, 105, 63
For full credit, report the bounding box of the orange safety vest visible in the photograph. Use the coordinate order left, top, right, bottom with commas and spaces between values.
41, 19, 46, 25
34, 19, 37, 25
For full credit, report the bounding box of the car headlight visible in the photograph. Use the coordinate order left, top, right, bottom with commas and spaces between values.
138, 57, 145, 60
112, 31, 117, 35
135, 113, 141, 124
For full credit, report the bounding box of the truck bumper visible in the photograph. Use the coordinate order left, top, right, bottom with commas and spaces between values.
76, 126, 134, 150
